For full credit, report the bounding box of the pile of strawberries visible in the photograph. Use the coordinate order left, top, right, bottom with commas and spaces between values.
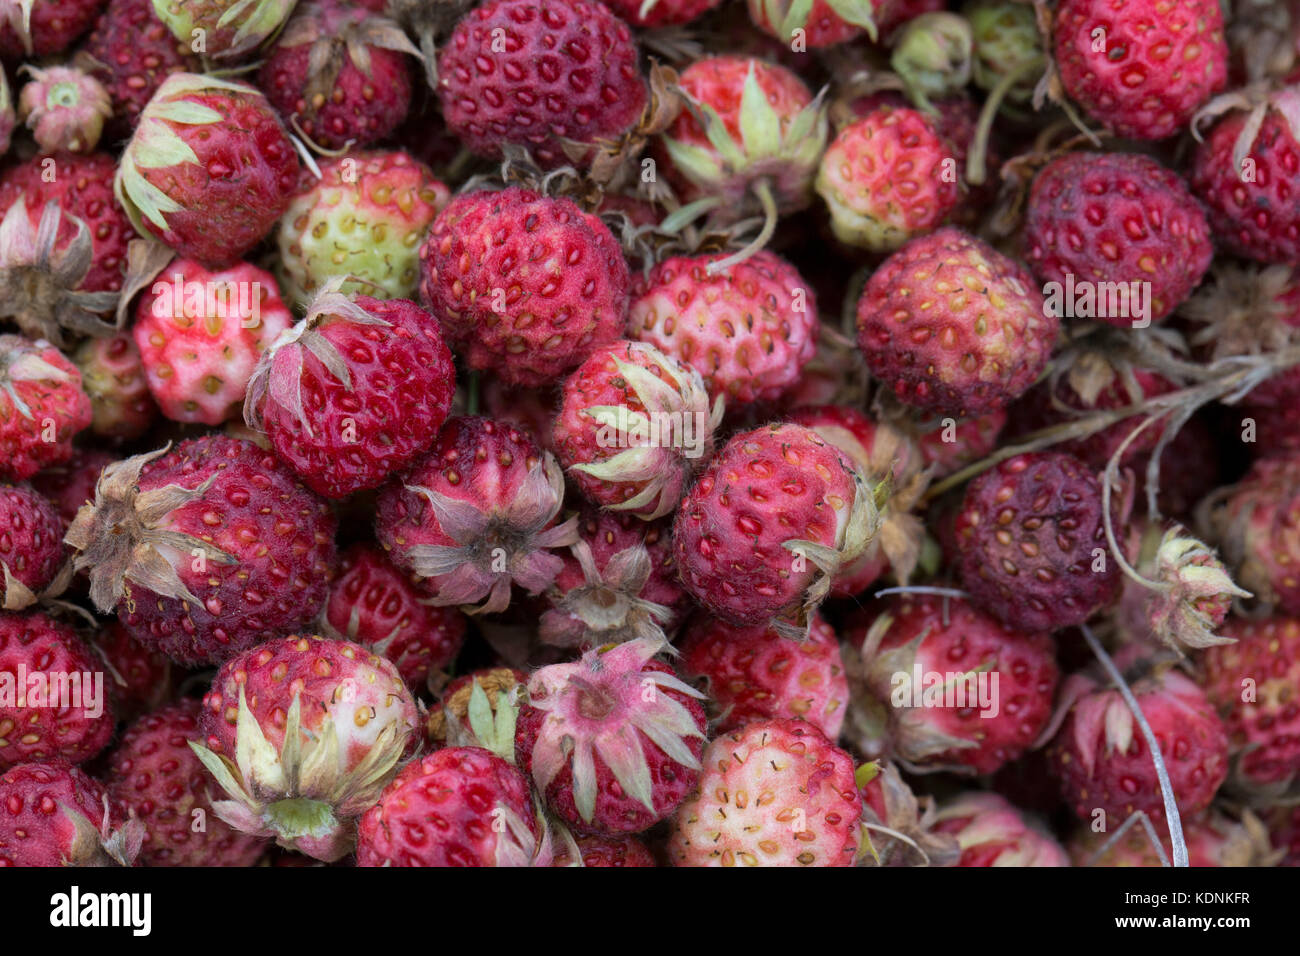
2, 0, 1300, 869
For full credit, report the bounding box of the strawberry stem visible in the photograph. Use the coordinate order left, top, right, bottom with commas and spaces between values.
705, 179, 777, 276
967, 56, 1044, 186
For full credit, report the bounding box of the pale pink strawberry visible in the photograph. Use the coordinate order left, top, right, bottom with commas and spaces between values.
931, 792, 1070, 867
71, 334, 157, 440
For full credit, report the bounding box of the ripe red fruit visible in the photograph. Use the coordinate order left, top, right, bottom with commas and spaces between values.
66, 436, 338, 667
0, 335, 92, 483
1053, 0, 1227, 140
0, 610, 116, 768
0, 0, 106, 56
84, 0, 197, 136
746, 0, 885, 48
92, 620, 172, 722
954, 451, 1121, 633
1069, 809, 1278, 867
599, 0, 720, 27
856, 227, 1056, 418
115, 73, 300, 268
931, 792, 1069, 866
1023, 152, 1214, 325
555, 832, 657, 866
437, 0, 647, 169
419, 186, 629, 386
0, 762, 141, 867
30, 448, 113, 529
0, 483, 63, 609
105, 700, 267, 867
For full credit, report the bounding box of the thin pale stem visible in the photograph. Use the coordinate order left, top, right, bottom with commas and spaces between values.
705, 179, 777, 276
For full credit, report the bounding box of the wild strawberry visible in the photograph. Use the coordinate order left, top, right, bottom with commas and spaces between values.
0, 610, 116, 768
437, 0, 647, 169
481, 378, 560, 454
321, 544, 467, 692
132, 258, 293, 426
553, 340, 722, 520
599, 0, 720, 27
1069, 809, 1278, 867
0, 335, 92, 483
105, 700, 267, 867
17, 65, 111, 153
680, 610, 849, 738
30, 447, 114, 528
84, 0, 198, 136
244, 284, 455, 499
673, 422, 880, 634
931, 792, 1069, 866
540, 508, 686, 649
850, 595, 1059, 775
151, 0, 297, 61
0, 152, 135, 346
745, 0, 885, 48
194, 635, 420, 861
91, 620, 172, 722
1044, 652, 1229, 828
1023, 152, 1213, 325
669, 717, 863, 867
554, 832, 657, 866
259, 2, 419, 151
0, 483, 63, 610
278, 150, 450, 307
71, 333, 157, 440
419, 186, 630, 386
1200, 455, 1300, 617
65, 437, 338, 667
1190, 86, 1300, 265
1202, 616, 1300, 797
856, 226, 1056, 418
628, 250, 818, 407
954, 451, 1121, 633
425, 666, 526, 746
817, 105, 960, 253
357, 746, 544, 866
516, 638, 707, 835
0, 0, 106, 56
1053, 0, 1227, 140
0, 762, 142, 867
375, 416, 578, 613
913, 408, 1006, 477
115, 73, 300, 268
856, 760, 960, 867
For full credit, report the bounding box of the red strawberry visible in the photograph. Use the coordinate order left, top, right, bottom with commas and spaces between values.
0, 334, 92, 482
1023, 152, 1214, 325
555, 832, 657, 866
419, 186, 630, 386
0, 762, 141, 867
856, 226, 1056, 418
856, 760, 960, 867
746, 0, 885, 48
1044, 652, 1229, 828
375, 416, 578, 613
321, 543, 467, 691
91, 620, 172, 722
425, 666, 526, 746
244, 284, 455, 499
553, 339, 722, 520
437, 0, 647, 169
0, 0, 106, 57
851, 595, 1059, 775
0, 483, 63, 609
259, 2, 418, 151
70, 333, 157, 440
954, 451, 1121, 633
115, 73, 300, 268
515, 638, 707, 835
195, 635, 421, 861
84, 0, 198, 136
0, 610, 116, 768
1069, 809, 1278, 867
628, 250, 818, 407
816, 105, 961, 252
65, 436, 338, 667
680, 610, 849, 739
357, 746, 544, 866
1053, 0, 1227, 140
133, 257, 293, 426
599, 0, 720, 27
151, 0, 297, 61
105, 700, 267, 867
669, 717, 863, 867
30, 447, 114, 527
913, 408, 1005, 478
931, 792, 1069, 867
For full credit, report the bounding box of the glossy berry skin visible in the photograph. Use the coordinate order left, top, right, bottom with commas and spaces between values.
71, 335, 158, 440
0, 611, 115, 768
1202, 617, 1300, 794
105, 700, 266, 867
0, 763, 125, 867
0, 336, 92, 483
954, 451, 1119, 633
251, 296, 456, 499
420, 187, 629, 386
599, 0, 720, 27
0, 0, 106, 56
84, 0, 197, 136
680, 611, 848, 738
356, 747, 540, 867
816, 107, 960, 253
437, 0, 647, 169
629, 251, 817, 408
670, 718, 863, 867
1053, 0, 1227, 141
850, 595, 1059, 775
322, 544, 467, 691
133, 259, 293, 425
1023, 152, 1213, 324
856, 227, 1056, 418
0, 485, 63, 606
